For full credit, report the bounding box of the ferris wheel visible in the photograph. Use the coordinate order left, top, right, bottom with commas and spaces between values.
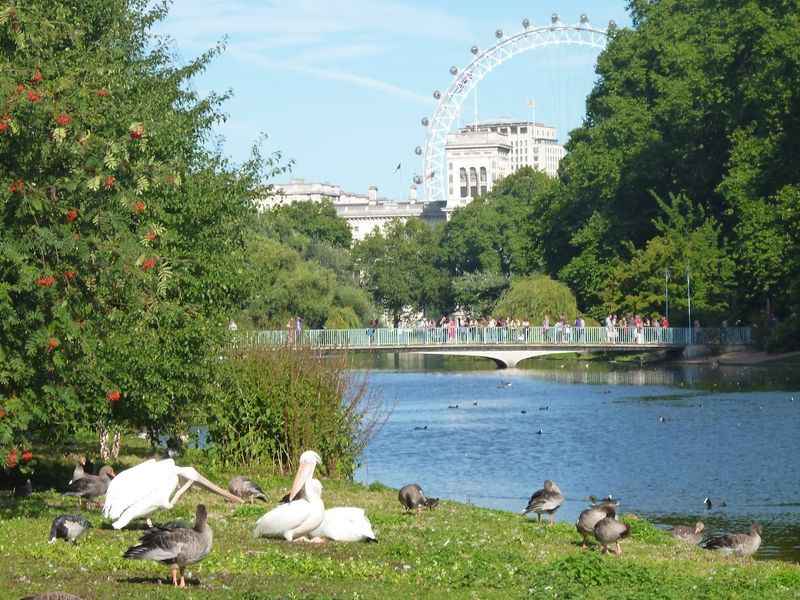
414, 14, 614, 204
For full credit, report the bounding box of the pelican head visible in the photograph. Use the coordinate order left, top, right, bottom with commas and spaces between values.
288, 450, 323, 501
176, 466, 244, 503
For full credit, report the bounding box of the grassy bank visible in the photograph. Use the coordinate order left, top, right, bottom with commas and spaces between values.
1, 454, 799, 599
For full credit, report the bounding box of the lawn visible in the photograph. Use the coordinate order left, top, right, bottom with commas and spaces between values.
1, 451, 799, 599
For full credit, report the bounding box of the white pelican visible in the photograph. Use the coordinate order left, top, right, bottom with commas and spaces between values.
102, 459, 243, 529
309, 507, 377, 542
253, 450, 324, 541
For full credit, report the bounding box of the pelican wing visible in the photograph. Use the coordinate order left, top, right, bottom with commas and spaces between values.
310, 507, 376, 542
253, 499, 312, 538
103, 459, 177, 528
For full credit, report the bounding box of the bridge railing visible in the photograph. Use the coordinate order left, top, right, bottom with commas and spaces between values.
234, 326, 752, 349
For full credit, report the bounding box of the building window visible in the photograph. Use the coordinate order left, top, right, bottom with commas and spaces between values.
449, 174, 453, 183
469, 167, 478, 198
460, 167, 468, 198
449, 162, 453, 170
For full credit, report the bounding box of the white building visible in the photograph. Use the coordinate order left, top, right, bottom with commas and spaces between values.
265, 180, 445, 241
445, 119, 566, 214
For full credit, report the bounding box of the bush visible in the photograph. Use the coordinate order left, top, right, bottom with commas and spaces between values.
206, 347, 384, 477
493, 275, 579, 322
325, 306, 361, 329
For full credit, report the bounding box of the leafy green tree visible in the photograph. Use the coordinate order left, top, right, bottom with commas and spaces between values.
260, 199, 352, 250
0, 0, 266, 453
493, 275, 579, 323
354, 218, 446, 326
450, 271, 509, 317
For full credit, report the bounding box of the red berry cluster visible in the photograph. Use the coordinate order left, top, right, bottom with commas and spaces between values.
55, 113, 72, 126
27, 90, 41, 103
36, 275, 56, 287
103, 175, 116, 190
21, 450, 33, 463
145, 230, 157, 241
47, 338, 59, 352
9, 179, 24, 193
66, 209, 79, 222
6, 449, 18, 469
141, 257, 157, 271
63, 270, 77, 281
0, 114, 10, 134
106, 390, 121, 402
133, 201, 146, 214
31, 69, 43, 84
96, 88, 110, 98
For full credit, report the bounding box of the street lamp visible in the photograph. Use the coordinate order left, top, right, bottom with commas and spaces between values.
686, 264, 693, 343
664, 268, 670, 322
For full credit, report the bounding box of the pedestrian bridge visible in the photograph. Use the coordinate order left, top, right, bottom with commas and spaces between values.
236, 326, 752, 368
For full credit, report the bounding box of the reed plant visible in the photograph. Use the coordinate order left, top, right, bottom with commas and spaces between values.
207, 345, 384, 477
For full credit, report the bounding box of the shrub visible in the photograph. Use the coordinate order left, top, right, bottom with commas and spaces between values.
325, 306, 361, 329
206, 346, 384, 477
493, 275, 579, 322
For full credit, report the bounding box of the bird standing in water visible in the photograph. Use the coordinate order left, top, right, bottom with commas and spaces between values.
124, 504, 213, 588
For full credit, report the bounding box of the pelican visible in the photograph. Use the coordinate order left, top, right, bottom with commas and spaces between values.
102, 459, 242, 529
253, 450, 324, 541
309, 507, 377, 542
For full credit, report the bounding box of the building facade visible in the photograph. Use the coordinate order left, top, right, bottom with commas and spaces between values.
265, 179, 445, 242
445, 119, 566, 214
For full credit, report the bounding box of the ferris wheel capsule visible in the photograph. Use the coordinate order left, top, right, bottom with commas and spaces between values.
608, 20, 617, 30
551, 13, 559, 24
495, 29, 503, 39
421, 117, 429, 127
522, 18, 530, 29
413, 175, 423, 185
470, 45, 479, 55
414, 146, 423, 156
580, 14, 589, 25
449, 66, 458, 76
433, 90, 442, 100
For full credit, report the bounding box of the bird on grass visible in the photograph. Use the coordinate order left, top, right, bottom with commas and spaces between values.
576, 499, 618, 548
398, 483, 439, 512
64, 465, 115, 508
228, 476, 268, 502
310, 507, 378, 542
22, 593, 85, 600
704, 523, 762, 558
522, 480, 564, 524
49, 515, 91, 544
124, 504, 213, 588
593, 509, 631, 555
69, 456, 87, 486
670, 521, 705, 545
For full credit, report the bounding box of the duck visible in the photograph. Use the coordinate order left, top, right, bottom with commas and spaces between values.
576, 499, 618, 548
593, 511, 631, 555
398, 483, 438, 512
64, 465, 115, 507
704, 523, 762, 557
670, 521, 705, 545
49, 515, 92, 544
522, 480, 564, 524
228, 476, 268, 502
124, 504, 213, 588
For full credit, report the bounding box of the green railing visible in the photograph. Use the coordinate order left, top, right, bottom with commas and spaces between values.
235, 326, 752, 350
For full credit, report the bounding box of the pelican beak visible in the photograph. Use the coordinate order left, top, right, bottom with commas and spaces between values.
195, 473, 245, 503
288, 461, 315, 501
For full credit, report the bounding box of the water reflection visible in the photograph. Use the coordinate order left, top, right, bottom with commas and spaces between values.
354, 355, 800, 562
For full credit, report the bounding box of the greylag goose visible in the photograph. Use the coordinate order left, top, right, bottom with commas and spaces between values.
64, 465, 115, 507
594, 511, 631, 555
49, 515, 91, 544
704, 523, 762, 557
69, 457, 86, 485
22, 593, 85, 600
523, 480, 564, 524
124, 504, 213, 588
576, 501, 617, 548
398, 483, 438, 512
228, 476, 268, 502
670, 521, 705, 545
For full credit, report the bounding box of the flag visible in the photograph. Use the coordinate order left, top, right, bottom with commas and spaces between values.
394, 162, 401, 173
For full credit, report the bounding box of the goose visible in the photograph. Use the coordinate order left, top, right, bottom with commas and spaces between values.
670, 521, 705, 545
523, 480, 564, 524
398, 483, 438, 512
576, 501, 617, 548
102, 459, 242, 529
254, 451, 325, 541
124, 504, 213, 588
704, 523, 762, 557
49, 515, 91, 544
228, 476, 268, 502
64, 466, 115, 507
309, 507, 377, 542
594, 512, 631, 555
22, 594, 85, 600
69, 457, 87, 485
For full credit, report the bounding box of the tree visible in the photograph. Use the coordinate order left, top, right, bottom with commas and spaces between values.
493, 275, 579, 323
260, 199, 352, 250
353, 218, 446, 325
0, 0, 269, 454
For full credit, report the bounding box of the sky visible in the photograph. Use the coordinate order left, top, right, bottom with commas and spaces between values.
157, 1, 631, 200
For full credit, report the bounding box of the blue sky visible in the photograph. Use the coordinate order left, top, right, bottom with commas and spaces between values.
158, 1, 631, 200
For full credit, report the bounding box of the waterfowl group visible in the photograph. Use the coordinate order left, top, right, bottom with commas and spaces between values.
124, 504, 213, 587
576, 498, 618, 548
522, 480, 564, 524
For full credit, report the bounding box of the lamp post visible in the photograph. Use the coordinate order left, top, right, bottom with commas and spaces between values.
686, 264, 692, 343
664, 268, 670, 322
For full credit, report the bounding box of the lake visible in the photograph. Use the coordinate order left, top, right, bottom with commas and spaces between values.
354, 355, 800, 562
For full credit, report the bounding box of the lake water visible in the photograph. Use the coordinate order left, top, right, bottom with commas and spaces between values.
354, 356, 800, 562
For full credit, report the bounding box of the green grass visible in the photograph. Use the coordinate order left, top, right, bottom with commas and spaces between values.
2, 453, 799, 599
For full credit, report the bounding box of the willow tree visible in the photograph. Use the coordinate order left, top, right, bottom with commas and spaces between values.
0, 1, 268, 459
